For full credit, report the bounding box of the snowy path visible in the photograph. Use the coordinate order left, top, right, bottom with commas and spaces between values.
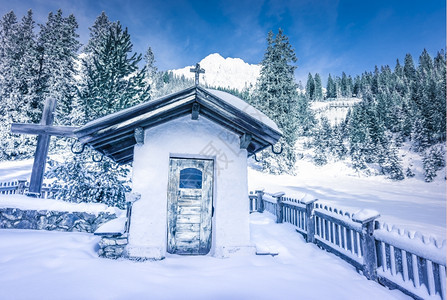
0, 213, 409, 300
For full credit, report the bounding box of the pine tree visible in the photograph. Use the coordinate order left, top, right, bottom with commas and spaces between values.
326, 74, 336, 99
331, 124, 347, 159
0, 10, 40, 160
422, 145, 445, 182
78, 21, 150, 121
253, 29, 300, 174
84, 11, 111, 55
313, 73, 323, 101
312, 117, 331, 165
37, 10, 80, 125
403, 53, 417, 83
144, 46, 157, 80
306, 73, 315, 101
48, 16, 149, 208
341, 72, 352, 97
47, 149, 131, 208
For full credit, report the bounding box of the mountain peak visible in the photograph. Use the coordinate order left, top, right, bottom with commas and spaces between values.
170, 53, 260, 91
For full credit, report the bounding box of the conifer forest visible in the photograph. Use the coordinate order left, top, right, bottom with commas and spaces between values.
0, 10, 445, 207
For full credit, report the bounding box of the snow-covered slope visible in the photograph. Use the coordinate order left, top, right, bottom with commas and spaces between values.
311, 98, 362, 125
171, 53, 260, 91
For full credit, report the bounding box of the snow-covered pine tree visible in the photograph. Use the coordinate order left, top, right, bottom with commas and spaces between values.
252, 29, 300, 174
422, 144, 446, 182
378, 141, 404, 180
353, 75, 361, 97
84, 11, 111, 55
0, 10, 40, 160
326, 74, 336, 99
340, 72, 352, 97
432, 51, 446, 142
330, 124, 348, 160
37, 10, 80, 125
295, 91, 315, 135
314, 73, 323, 101
144, 46, 157, 82
312, 117, 331, 165
305, 73, 315, 101
403, 53, 417, 83
48, 15, 149, 208
47, 149, 131, 208
78, 20, 150, 121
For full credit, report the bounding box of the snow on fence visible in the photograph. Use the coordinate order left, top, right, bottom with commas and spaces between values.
249, 190, 446, 300
0, 180, 61, 199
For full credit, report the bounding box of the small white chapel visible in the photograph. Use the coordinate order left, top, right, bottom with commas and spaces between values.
75, 81, 282, 260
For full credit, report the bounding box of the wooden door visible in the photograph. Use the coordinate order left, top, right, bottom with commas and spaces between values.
167, 158, 213, 255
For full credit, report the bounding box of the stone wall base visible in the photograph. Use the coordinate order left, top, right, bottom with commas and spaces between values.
0, 207, 117, 233
98, 235, 128, 259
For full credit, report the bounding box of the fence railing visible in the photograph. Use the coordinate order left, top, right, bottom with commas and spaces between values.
0, 180, 61, 199
249, 190, 446, 300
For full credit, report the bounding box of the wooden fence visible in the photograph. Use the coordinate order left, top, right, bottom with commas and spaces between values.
249, 190, 446, 300
0, 180, 61, 199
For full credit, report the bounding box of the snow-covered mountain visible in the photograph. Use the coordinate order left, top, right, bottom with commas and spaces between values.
170, 53, 260, 91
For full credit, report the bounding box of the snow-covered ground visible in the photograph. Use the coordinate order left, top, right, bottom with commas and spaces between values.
0, 158, 33, 181
0, 213, 409, 300
0, 155, 444, 299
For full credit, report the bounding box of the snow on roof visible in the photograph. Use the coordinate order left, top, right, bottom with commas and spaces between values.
206, 89, 281, 133
75, 86, 282, 164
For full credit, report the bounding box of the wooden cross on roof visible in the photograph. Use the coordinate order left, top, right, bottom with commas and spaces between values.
11, 98, 79, 196
190, 63, 205, 86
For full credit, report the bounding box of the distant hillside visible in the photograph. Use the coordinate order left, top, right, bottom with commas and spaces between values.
311, 98, 362, 125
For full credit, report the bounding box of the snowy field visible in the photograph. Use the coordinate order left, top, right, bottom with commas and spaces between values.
248, 159, 446, 243
0, 213, 410, 300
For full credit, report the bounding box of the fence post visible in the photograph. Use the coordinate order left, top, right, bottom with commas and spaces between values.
248, 191, 256, 212
273, 192, 285, 223
301, 195, 318, 243
353, 210, 381, 281
255, 189, 264, 213
16, 180, 27, 195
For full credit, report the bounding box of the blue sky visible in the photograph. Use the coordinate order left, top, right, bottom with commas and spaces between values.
0, 0, 445, 84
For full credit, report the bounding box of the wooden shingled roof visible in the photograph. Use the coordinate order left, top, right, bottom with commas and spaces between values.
74, 86, 282, 165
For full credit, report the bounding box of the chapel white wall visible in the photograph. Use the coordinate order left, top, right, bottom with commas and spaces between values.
126, 115, 252, 259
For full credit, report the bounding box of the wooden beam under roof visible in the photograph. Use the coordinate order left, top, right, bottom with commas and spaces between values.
103, 143, 135, 157
114, 152, 134, 165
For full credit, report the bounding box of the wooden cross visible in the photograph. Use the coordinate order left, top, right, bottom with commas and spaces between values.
11, 98, 79, 196
190, 63, 205, 86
